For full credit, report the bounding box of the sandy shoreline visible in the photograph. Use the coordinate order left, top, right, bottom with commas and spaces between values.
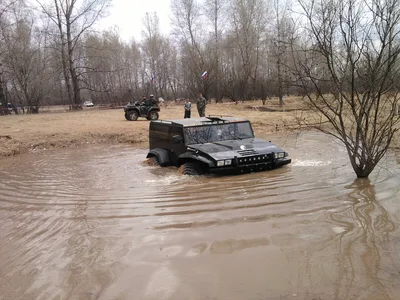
0, 101, 296, 156
0, 99, 398, 157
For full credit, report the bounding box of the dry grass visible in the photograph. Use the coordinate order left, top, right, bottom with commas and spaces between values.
0, 96, 398, 156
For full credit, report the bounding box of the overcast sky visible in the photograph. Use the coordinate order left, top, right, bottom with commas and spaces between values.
98, 0, 173, 42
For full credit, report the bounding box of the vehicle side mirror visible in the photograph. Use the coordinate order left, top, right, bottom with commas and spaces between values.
172, 135, 184, 144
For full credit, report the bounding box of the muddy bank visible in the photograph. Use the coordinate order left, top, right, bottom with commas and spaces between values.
0, 101, 299, 156
0, 99, 399, 157
0, 131, 148, 156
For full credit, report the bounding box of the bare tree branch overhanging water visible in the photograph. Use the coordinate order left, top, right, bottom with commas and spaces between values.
292, 0, 400, 177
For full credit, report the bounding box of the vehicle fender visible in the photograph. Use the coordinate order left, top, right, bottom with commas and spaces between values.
178, 152, 214, 167
146, 148, 169, 166
127, 107, 140, 112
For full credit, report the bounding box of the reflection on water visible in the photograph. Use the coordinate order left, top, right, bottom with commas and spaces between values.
319, 179, 399, 300
0, 133, 399, 300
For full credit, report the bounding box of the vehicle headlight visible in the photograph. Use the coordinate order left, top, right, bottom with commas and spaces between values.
276, 152, 285, 159
217, 160, 225, 167
224, 159, 232, 165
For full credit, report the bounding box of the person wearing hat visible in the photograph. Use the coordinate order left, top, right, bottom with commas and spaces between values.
149, 94, 157, 106
197, 93, 206, 117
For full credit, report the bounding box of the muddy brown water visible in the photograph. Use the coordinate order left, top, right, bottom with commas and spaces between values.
0, 132, 399, 300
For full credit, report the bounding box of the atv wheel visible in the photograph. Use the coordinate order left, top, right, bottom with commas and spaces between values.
127, 110, 139, 121
147, 111, 159, 120
182, 162, 205, 176
124, 112, 130, 120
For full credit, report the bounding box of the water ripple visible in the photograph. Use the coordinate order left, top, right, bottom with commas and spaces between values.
0, 134, 399, 299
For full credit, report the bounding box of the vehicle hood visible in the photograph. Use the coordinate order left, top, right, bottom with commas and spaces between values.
188, 138, 285, 160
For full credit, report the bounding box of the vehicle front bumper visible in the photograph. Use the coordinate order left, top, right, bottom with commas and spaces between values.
209, 158, 291, 174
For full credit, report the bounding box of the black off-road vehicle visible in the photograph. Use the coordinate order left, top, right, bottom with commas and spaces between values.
124, 101, 160, 121
146, 116, 291, 175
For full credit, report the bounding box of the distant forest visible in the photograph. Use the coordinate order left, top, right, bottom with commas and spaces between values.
1, 0, 400, 113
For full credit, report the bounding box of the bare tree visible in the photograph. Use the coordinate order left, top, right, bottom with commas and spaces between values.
0, 0, 55, 113
0, 0, 20, 114
271, 0, 295, 106
171, 0, 211, 97
1, 19, 49, 112
230, 0, 268, 100
294, 0, 400, 178
203, 0, 227, 102
142, 12, 173, 98
36, 0, 110, 108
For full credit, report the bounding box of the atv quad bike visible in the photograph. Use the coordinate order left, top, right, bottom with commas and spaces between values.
124, 101, 160, 121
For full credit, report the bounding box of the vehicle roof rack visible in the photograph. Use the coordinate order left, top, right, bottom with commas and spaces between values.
206, 115, 232, 121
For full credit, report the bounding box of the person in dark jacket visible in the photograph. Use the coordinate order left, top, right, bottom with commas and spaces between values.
197, 93, 206, 117
149, 94, 157, 106
140, 96, 149, 114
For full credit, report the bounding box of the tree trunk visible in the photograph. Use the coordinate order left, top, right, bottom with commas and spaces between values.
0, 83, 9, 115
277, 54, 283, 106
214, 0, 220, 103
54, 0, 73, 105
66, 20, 81, 107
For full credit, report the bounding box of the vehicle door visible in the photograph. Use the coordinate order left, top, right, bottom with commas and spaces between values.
169, 126, 186, 163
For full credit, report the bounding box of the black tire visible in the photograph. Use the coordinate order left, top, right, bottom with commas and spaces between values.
147, 111, 159, 120
124, 112, 130, 120
127, 110, 139, 121
148, 156, 160, 166
182, 162, 205, 176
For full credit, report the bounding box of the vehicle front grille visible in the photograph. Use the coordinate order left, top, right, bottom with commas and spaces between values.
236, 154, 273, 165
237, 149, 258, 156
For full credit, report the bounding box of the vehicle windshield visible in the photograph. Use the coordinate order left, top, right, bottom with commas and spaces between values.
184, 121, 254, 144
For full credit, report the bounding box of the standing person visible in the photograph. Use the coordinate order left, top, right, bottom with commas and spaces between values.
184, 99, 191, 118
197, 93, 206, 117
7, 103, 12, 114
